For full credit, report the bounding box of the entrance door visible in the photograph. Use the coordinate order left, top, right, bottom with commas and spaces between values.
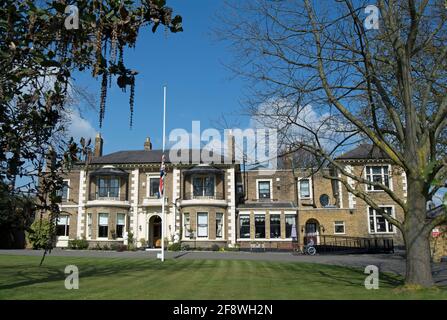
305, 220, 319, 245
149, 216, 162, 248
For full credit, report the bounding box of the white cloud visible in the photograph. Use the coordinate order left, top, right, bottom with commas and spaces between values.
64, 108, 98, 142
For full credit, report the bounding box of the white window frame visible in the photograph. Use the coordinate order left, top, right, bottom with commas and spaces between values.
97, 177, 121, 199
98, 213, 109, 239
364, 165, 393, 192
254, 213, 266, 239
183, 213, 191, 239
196, 212, 209, 238
334, 221, 346, 235
239, 213, 251, 239
256, 179, 273, 200
298, 177, 312, 199
56, 215, 70, 238
367, 205, 396, 234
269, 213, 281, 239
191, 174, 216, 197
146, 174, 159, 198
116, 213, 126, 239
215, 212, 224, 239
87, 213, 92, 240
58, 179, 70, 202
284, 212, 297, 239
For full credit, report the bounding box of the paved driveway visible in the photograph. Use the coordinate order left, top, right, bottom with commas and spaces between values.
1, 249, 446, 285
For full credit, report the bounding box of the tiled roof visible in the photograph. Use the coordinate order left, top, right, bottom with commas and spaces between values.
335, 144, 390, 160
89, 149, 232, 165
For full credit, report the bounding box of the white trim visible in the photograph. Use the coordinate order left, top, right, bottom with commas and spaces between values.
62, 179, 70, 202
196, 212, 209, 239
215, 212, 225, 239
97, 212, 109, 240
297, 177, 312, 200
334, 221, 346, 235
256, 179, 273, 200
116, 213, 126, 239
146, 174, 159, 198
367, 205, 396, 234
191, 174, 217, 198
364, 164, 392, 192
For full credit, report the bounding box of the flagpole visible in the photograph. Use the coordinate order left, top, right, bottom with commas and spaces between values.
161, 85, 167, 262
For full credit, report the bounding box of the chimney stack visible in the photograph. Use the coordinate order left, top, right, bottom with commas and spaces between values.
94, 133, 103, 157
144, 137, 152, 151
226, 130, 235, 164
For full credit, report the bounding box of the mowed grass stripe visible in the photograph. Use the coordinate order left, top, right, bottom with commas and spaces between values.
0, 255, 445, 300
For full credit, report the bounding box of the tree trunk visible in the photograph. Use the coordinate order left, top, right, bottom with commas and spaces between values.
404, 177, 434, 287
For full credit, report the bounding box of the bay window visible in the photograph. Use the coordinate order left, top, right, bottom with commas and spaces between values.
98, 213, 109, 238
193, 176, 215, 197
98, 177, 120, 199
216, 213, 223, 238
183, 213, 191, 237
116, 213, 125, 238
197, 212, 208, 238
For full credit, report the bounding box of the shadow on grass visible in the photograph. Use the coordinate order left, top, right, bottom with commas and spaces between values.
0, 256, 408, 293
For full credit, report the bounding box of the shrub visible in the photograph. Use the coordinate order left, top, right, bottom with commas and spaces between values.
168, 242, 181, 251
211, 244, 220, 251
102, 244, 111, 251
68, 238, 89, 250
26, 219, 53, 250
116, 244, 127, 252
139, 238, 147, 248
181, 243, 190, 251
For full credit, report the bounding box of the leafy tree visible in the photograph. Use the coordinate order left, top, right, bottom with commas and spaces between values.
218, 0, 446, 287
0, 0, 182, 262
26, 218, 53, 250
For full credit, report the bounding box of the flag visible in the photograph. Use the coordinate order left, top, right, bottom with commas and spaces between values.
158, 154, 166, 198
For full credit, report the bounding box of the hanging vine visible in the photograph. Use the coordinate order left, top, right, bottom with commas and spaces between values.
129, 75, 135, 128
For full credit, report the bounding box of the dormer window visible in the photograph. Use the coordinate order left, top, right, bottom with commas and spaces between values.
193, 176, 215, 197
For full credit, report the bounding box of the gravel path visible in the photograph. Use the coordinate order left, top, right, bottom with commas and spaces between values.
1, 249, 445, 285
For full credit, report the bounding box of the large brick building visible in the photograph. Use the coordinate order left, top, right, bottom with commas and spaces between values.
50, 133, 423, 252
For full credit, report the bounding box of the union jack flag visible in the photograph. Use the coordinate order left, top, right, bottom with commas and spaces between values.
158, 154, 166, 198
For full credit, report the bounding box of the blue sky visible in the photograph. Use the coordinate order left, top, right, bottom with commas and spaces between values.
70, 0, 247, 154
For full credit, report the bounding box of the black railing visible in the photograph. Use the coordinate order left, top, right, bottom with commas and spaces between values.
315, 235, 394, 254
183, 192, 225, 200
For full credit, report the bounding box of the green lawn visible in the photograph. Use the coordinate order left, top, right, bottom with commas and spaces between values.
0, 255, 445, 299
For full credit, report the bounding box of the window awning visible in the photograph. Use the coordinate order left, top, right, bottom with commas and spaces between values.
90, 167, 129, 177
